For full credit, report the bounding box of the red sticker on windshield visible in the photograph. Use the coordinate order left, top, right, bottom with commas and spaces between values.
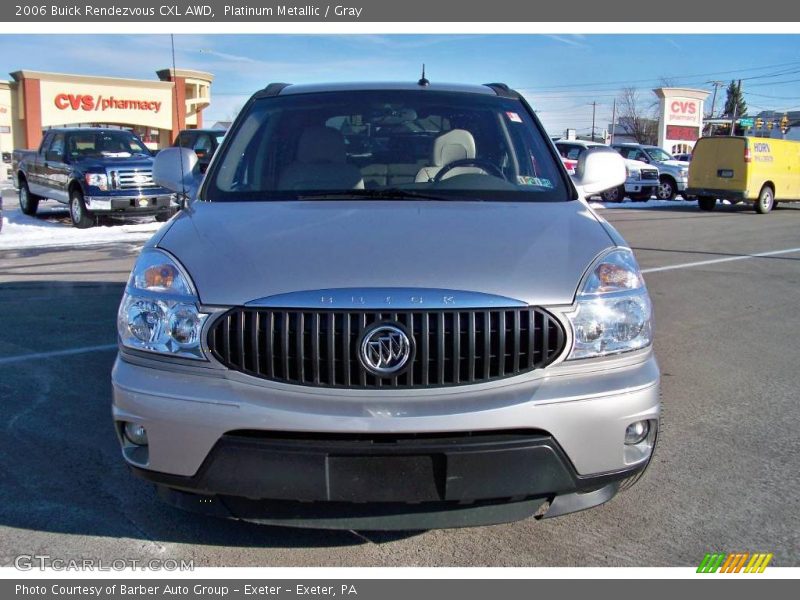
506, 112, 523, 123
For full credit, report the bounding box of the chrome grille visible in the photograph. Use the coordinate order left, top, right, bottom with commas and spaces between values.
208, 307, 566, 389
110, 169, 157, 189
641, 169, 659, 181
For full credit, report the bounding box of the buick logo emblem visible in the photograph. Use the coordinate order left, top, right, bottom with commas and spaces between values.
359, 324, 412, 376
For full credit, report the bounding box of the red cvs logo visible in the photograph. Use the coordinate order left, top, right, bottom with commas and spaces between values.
54, 94, 95, 111
670, 100, 696, 115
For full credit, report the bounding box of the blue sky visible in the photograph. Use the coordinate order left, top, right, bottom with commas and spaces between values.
1, 34, 799, 134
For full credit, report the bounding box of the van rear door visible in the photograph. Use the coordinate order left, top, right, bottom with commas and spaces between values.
690, 137, 748, 194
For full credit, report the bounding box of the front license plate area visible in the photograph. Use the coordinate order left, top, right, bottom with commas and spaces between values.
327, 455, 444, 502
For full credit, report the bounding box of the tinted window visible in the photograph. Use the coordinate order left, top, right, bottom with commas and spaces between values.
67, 131, 151, 159
207, 90, 568, 202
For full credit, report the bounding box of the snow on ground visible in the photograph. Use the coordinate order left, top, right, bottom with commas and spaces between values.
0, 196, 163, 250
588, 197, 698, 210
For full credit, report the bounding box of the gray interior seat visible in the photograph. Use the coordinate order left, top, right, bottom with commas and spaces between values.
415, 129, 486, 183
278, 126, 364, 191
362, 161, 428, 187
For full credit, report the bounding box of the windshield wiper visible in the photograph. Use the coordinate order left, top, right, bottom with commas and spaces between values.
294, 188, 457, 201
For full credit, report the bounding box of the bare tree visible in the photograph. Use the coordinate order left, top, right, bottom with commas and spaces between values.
617, 87, 659, 145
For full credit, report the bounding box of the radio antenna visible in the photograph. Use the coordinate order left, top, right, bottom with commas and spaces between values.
418, 64, 430, 87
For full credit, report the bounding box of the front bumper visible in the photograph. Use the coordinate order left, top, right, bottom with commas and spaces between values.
84, 193, 178, 215
675, 177, 689, 192
112, 350, 660, 526
624, 181, 657, 197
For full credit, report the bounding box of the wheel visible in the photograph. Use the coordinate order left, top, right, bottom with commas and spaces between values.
657, 176, 677, 201
69, 189, 94, 228
19, 179, 39, 216
698, 196, 716, 211
754, 186, 774, 214
601, 185, 625, 203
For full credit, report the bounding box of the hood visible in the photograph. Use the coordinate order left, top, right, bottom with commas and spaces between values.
158, 200, 615, 306
623, 158, 652, 170
77, 156, 154, 171
658, 159, 690, 169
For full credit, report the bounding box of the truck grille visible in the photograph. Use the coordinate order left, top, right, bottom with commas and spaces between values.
641, 169, 659, 181
109, 169, 157, 189
208, 308, 566, 389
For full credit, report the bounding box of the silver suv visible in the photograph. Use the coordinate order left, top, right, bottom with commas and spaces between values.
113, 82, 660, 530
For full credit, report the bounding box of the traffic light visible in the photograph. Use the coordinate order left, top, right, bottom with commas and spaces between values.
780, 114, 790, 133
755, 117, 763, 129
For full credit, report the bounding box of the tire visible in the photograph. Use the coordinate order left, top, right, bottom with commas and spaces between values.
19, 179, 39, 216
69, 189, 94, 229
754, 186, 774, 214
657, 176, 677, 201
601, 185, 625, 203
698, 196, 716, 211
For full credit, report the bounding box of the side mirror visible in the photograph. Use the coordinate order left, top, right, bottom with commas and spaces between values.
571, 147, 626, 197
153, 147, 201, 197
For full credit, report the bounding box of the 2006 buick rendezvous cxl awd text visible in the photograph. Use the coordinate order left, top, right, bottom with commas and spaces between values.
112, 81, 660, 529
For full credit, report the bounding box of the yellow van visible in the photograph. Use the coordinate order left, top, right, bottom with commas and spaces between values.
687, 136, 800, 213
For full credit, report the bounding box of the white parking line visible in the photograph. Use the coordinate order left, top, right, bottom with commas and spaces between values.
0, 343, 117, 365
642, 247, 800, 274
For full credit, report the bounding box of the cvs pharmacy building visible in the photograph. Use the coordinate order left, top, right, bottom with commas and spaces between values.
0, 68, 213, 154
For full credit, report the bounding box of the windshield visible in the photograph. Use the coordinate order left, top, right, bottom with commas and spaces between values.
206, 90, 568, 202
67, 131, 151, 159
645, 147, 675, 162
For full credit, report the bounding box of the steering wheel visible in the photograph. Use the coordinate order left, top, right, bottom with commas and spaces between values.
431, 158, 507, 183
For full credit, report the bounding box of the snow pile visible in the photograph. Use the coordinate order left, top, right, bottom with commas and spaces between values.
1, 198, 162, 250
589, 197, 698, 210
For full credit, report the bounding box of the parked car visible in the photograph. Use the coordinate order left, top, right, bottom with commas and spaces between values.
687, 136, 800, 213
611, 143, 690, 200
556, 139, 658, 202
673, 152, 692, 162
14, 128, 177, 228
173, 129, 226, 173
114, 81, 658, 530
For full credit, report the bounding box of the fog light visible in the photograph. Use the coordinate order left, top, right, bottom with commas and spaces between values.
124, 422, 148, 446
624, 420, 650, 445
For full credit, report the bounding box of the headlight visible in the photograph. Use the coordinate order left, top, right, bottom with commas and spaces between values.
626, 167, 640, 181
117, 249, 208, 360
566, 248, 653, 359
680, 168, 689, 178
84, 173, 108, 191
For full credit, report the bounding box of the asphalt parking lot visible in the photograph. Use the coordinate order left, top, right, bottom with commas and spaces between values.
0, 190, 798, 567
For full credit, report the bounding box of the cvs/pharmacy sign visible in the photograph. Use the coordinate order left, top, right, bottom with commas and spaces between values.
667, 99, 701, 125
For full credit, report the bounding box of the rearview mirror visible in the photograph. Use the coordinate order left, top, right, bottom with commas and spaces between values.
153, 147, 201, 198
571, 147, 626, 197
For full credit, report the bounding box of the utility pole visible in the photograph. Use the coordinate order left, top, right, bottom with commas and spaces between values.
590, 101, 597, 142
729, 79, 741, 137
610, 98, 617, 145
706, 80, 724, 136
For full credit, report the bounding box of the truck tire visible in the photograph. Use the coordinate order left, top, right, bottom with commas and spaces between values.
754, 185, 774, 214
601, 186, 625, 203
69, 189, 94, 229
19, 179, 39, 216
657, 176, 677, 201
698, 196, 716, 211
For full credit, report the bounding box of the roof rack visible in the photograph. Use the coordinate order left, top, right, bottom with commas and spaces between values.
255, 82, 293, 98
483, 83, 519, 99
